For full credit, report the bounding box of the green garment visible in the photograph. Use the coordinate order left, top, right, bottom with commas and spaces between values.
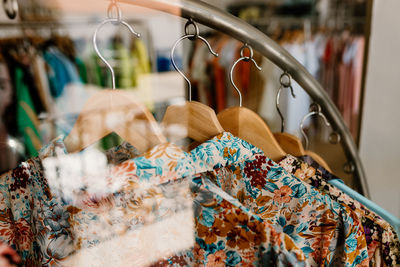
115, 43, 134, 88
15, 68, 42, 157
75, 57, 88, 84
131, 39, 151, 86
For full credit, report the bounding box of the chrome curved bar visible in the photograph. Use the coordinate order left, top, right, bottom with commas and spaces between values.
120, 0, 369, 196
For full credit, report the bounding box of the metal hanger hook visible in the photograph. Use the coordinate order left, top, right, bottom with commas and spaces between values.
170, 19, 218, 101
230, 44, 261, 107
93, 18, 141, 89
184, 18, 199, 40
276, 72, 296, 132
240, 44, 253, 62
300, 103, 331, 150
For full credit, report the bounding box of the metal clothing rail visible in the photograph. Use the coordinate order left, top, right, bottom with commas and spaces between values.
120, 0, 369, 196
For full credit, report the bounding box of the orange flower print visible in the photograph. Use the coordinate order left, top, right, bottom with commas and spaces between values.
193, 242, 205, 261
197, 218, 228, 244
225, 209, 249, 227
310, 235, 330, 261
226, 228, 251, 250
206, 250, 227, 267
294, 163, 316, 181
247, 221, 267, 245
223, 147, 237, 159
0, 220, 14, 244
14, 219, 33, 251
240, 250, 257, 266
273, 186, 292, 204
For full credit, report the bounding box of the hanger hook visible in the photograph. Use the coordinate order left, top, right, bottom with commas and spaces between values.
300, 103, 331, 150
93, 1, 140, 89
230, 44, 261, 107
170, 18, 218, 101
276, 72, 296, 132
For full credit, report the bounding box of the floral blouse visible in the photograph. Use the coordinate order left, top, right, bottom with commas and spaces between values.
0, 137, 306, 266
283, 155, 400, 267
185, 132, 369, 267
111, 142, 307, 266
148, 176, 307, 266
0, 139, 195, 266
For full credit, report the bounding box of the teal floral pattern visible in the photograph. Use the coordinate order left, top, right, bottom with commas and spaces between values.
112, 142, 307, 266
0, 136, 306, 266
187, 132, 369, 267
150, 176, 307, 266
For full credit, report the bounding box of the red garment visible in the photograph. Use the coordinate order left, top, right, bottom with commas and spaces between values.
212, 38, 231, 112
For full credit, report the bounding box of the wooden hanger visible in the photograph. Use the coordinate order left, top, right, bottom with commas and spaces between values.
217, 44, 286, 162
273, 132, 332, 172
273, 132, 304, 156
64, 13, 166, 153
161, 19, 224, 143
64, 89, 166, 153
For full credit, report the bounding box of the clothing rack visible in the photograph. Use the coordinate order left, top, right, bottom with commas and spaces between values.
119, 0, 369, 197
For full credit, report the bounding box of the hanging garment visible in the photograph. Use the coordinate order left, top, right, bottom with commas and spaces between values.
44, 47, 81, 98
111, 142, 307, 266
301, 155, 400, 236
0, 136, 307, 266
210, 37, 230, 112
131, 39, 151, 84
42, 139, 307, 266
219, 39, 238, 109
0, 62, 21, 172
187, 132, 369, 266
189, 41, 211, 105
32, 54, 54, 113
0, 138, 194, 266
114, 42, 134, 88
15, 68, 42, 157
292, 155, 400, 266
75, 57, 88, 84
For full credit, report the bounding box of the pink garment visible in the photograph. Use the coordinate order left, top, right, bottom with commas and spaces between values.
337, 37, 365, 140
351, 37, 365, 138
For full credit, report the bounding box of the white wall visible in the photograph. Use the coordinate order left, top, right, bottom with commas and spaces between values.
359, 0, 400, 217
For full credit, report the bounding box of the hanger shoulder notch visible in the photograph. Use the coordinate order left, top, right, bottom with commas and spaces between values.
162, 101, 224, 143
273, 132, 305, 157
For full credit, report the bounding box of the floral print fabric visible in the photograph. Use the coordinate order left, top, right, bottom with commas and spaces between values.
111, 141, 307, 266
187, 132, 369, 267
0, 139, 195, 266
287, 155, 400, 267
0, 136, 306, 266
150, 176, 307, 266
